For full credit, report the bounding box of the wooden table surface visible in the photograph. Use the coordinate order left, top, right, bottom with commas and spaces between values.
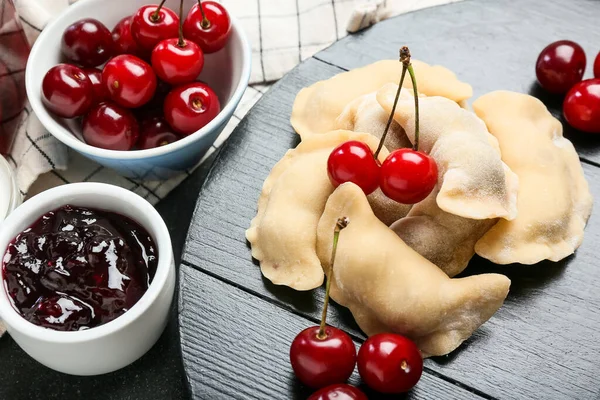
178, 0, 600, 399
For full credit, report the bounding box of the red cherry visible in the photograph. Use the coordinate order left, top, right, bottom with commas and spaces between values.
594, 52, 600, 78
308, 384, 367, 400
41, 64, 93, 118
102, 55, 157, 108
112, 16, 144, 57
357, 333, 423, 394
83, 68, 109, 105
151, 38, 204, 85
138, 116, 180, 149
82, 102, 139, 151
380, 148, 437, 204
327, 141, 380, 195
131, 4, 179, 51
563, 78, 600, 134
535, 40, 586, 94
61, 18, 114, 67
183, 1, 231, 54
163, 82, 220, 136
290, 326, 356, 389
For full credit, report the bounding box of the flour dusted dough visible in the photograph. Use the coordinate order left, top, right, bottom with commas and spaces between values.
291, 60, 473, 138
473, 91, 593, 264
246, 131, 390, 290
377, 86, 519, 221
316, 183, 511, 357
391, 186, 496, 277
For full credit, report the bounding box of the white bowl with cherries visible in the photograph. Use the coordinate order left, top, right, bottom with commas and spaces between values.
25, 0, 251, 179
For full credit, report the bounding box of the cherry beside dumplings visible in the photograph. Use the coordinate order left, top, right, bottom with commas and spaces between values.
473, 91, 593, 264
316, 183, 511, 357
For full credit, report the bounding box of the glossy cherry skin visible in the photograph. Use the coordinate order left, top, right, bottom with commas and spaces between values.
163, 82, 220, 136
183, 1, 232, 54
102, 55, 157, 108
82, 102, 139, 151
151, 38, 204, 85
594, 52, 600, 78
131, 5, 179, 51
83, 68, 109, 105
290, 326, 357, 389
308, 384, 368, 400
61, 18, 114, 67
327, 141, 380, 195
536, 40, 586, 94
41, 64, 93, 118
563, 78, 600, 134
357, 333, 423, 394
138, 116, 180, 149
380, 148, 437, 204
112, 16, 144, 57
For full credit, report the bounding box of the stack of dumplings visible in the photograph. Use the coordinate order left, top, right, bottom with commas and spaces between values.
246, 59, 593, 357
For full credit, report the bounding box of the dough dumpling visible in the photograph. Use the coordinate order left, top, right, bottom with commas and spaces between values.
291, 60, 473, 138
377, 86, 519, 221
247, 130, 390, 290
316, 183, 511, 357
391, 187, 496, 277
473, 91, 593, 264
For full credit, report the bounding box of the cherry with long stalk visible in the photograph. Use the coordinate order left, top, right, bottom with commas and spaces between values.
379, 47, 438, 204
151, 0, 205, 85
183, 0, 232, 54
289, 217, 356, 389
327, 46, 438, 204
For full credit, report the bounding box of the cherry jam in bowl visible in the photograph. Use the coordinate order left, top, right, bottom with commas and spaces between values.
0, 183, 174, 375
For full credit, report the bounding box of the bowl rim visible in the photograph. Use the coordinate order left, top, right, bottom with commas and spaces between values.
0, 182, 174, 343
25, 0, 252, 161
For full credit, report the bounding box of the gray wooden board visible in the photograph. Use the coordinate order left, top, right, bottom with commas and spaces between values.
179, 264, 484, 400
180, 0, 600, 399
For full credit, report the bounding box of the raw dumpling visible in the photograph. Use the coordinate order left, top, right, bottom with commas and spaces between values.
316, 183, 511, 357
335, 93, 412, 151
472, 91, 593, 264
377, 85, 519, 221
391, 186, 496, 277
291, 59, 473, 138
247, 130, 391, 291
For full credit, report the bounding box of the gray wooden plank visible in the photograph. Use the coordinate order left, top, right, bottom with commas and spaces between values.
179, 264, 484, 400
181, 53, 600, 399
314, 0, 600, 163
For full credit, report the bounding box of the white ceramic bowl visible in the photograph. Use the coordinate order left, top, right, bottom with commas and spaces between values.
0, 183, 175, 375
26, 0, 251, 179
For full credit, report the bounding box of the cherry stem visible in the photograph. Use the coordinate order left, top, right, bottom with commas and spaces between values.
374, 60, 407, 159
177, 0, 185, 47
197, 0, 211, 29
151, 0, 167, 22
317, 217, 349, 340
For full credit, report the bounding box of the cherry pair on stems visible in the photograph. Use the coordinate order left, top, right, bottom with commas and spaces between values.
327, 47, 438, 205
290, 218, 423, 397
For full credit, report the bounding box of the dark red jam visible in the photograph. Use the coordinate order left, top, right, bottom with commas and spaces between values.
2, 205, 158, 331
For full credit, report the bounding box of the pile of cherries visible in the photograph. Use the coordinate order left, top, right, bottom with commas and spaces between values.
290, 218, 423, 399
41, 0, 231, 151
327, 47, 438, 206
536, 40, 600, 134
